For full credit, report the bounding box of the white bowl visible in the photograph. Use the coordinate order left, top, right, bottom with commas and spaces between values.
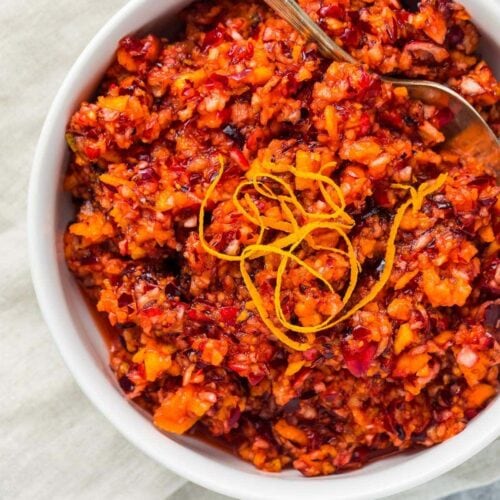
28, 1, 500, 499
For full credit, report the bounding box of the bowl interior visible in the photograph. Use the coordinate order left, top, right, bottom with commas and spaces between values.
29, 1, 500, 499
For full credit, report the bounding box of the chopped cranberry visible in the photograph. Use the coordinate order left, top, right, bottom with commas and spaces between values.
348, 11, 373, 35
119, 35, 160, 64
373, 181, 392, 208
351, 446, 369, 464
395, 10, 410, 29
247, 371, 266, 386
80, 255, 98, 266
484, 304, 499, 333
358, 70, 376, 93
187, 307, 213, 323
347, 10, 360, 23
456, 214, 476, 237
283, 73, 300, 97
433, 107, 454, 129
411, 431, 428, 444
228, 43, 254, 64
357, 73, 382, 101
300, 389, 316, 400
229, 68, 252, 82
400, 0, 419, 12
245, 128, 267, 152
108, 275, 121, 287
119, 375, 135, 393
303, 348, 319, 361
379, 110, 404, 130
182, 87, 199, 100
293, 368, 312, 389
118, 293, 133, 308
446, 25, 464, 48
210, 228, 231, 251
84, 145, 101, 160
228, 407, 241, 428
385, 17, 400, 43
478, 197, 497, 208
429, 194, 452, 209
467, 174, 495, 188
465, 408, 478, 420
436, 0, 452, 19
116, 322, 136, 330
357, 113, 372, 136
135, 166, 159, 183
436, 387, 453, 408
341, 27, 361, 48
479, 334, 495, 350
341, 326, 378, 377
217, 107, 232, 125
220, 306, 238, 325
229, 147, 250, 170
84, 128, 99, 141
352, 326, 371, 340
136, 363, 146, 379
319, 4, 346, 20
164, 282, 181, 299
202, 25, 231, 50
119, 36, 145, 55
204, 73, 229, 89
143, 306, 162, 317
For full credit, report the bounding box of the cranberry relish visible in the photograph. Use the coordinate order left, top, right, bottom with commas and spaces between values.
64, 0, 499, 476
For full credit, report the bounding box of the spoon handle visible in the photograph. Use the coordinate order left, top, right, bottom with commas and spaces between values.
263, 0, 356, 62
264, 0, 499, 168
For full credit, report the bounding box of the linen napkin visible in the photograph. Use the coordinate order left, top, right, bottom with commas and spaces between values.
0, 1, 498, 499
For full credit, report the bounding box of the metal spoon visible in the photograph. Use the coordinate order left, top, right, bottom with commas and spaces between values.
263, 0, 500, 171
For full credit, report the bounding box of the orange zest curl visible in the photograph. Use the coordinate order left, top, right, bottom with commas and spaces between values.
199, 155, 448, 351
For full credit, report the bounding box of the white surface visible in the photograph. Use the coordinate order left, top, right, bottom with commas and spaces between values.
0, 0, 496, 499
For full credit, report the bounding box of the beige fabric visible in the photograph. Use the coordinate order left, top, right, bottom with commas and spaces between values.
0, 0, 497, 499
